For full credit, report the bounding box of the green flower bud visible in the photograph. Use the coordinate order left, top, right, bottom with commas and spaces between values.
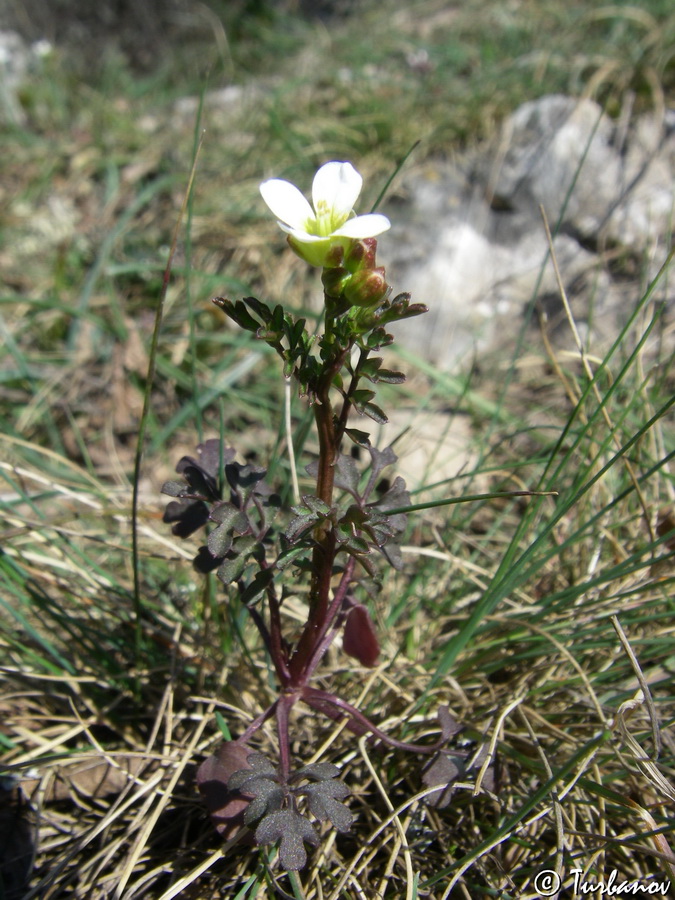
343, 237, 378, 273
343, 267, 389, 308
321, 266, 352, 300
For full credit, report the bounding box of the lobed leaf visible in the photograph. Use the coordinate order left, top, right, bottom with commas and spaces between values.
333, 454, 361, 495
254, 809, 319, 871
303, 781, 353, 833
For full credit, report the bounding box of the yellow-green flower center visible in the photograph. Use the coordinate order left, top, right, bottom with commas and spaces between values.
309, 199, 349, 237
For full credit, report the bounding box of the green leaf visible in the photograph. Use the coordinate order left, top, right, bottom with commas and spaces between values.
375, 368, 406, 384
239, 568, 274, 604
215, 711, 232, 740
345, 427, 371, 446
276, 543, 313, 570
358, 357, 383, 379
217, 554, 249, 585
364, 327, 393, 349
270, 304, 285, 332
213, 297, 261, 332
352, 389, 376, 408
242, 296, 273, 324
363, 401, 388, 424
301, 495, 332, 516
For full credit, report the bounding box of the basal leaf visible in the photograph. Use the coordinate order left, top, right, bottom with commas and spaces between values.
302, 780, 352, 833
254, 809, 319, 871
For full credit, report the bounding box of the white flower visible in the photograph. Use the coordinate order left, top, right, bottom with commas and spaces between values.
259, 161, 390, 267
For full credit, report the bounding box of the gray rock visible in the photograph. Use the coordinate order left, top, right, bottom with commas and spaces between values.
380, 95, 674, 369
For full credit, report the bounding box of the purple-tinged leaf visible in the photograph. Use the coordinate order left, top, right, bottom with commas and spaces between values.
175, 463, 218, 500
438, 706, 462, 741
225, 461, 268, 500
196, 741, 254, 839
421, 751, 465, 809
302, 780, 352, 833
374, 368, 406, 384
343, 605, 380, 667
333, 454, 361, 496
193, 545, 223, 573
228, 752, 276, 788
380, 541, 404, 570
209, 502, 248, 531
293, 763, 340, 781
161, 481, 190, 498
217, 554, 249, 586
207, 525, 234, 559
254, 809, 319, 871
226, 753, 287, 826
243, 782, 285, 826
366, 445, 398, 480
163, 499, 209, 538
370, 476, 410, 527
197, 439, 236, 476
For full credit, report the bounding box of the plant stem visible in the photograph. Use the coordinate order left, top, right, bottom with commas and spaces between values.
302, 557, 356, 680
288, 328, 347, 683
239, 699, 279, 744
288, 870, 306, 900
276, 692, 295, 782
302, 688, 444, 754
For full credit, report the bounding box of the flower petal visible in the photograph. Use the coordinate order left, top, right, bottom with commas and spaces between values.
312, 162, 362, 222
333, 213, 391, 239
277, 225, 326, 243
260, 179, 314, 230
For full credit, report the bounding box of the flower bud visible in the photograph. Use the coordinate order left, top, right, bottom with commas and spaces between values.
343, 267, 389, 308
321, 266, 352, 300
344, 237, 378, 273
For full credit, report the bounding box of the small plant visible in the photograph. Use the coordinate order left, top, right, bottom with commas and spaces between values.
162, 161, 456, 870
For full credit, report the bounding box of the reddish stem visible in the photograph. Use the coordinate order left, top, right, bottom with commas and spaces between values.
301, 556, 356, 680
302, 687, 444, 755
287, 343, 345, 684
